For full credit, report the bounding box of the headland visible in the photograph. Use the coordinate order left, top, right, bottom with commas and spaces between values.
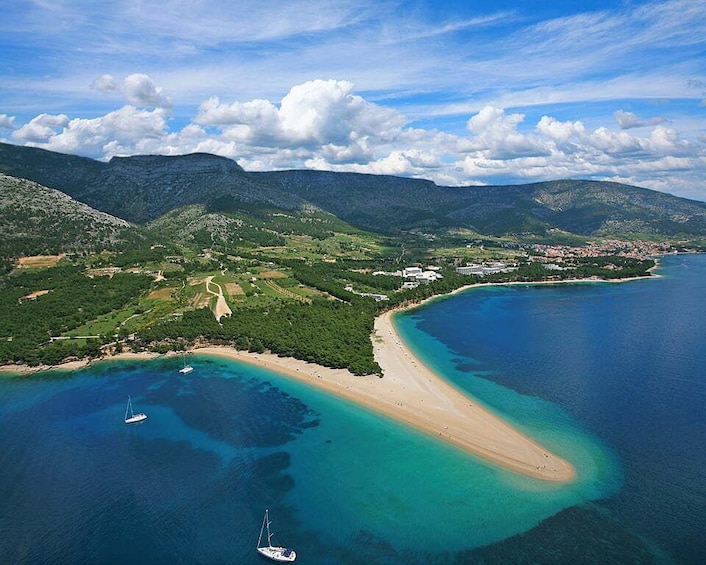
197, 304, 576, 483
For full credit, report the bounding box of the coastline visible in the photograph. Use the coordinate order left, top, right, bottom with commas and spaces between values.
8, 273, 669, 481
194, 308, 574, 482
0, 352, 160, 376
399, 270, 662, 314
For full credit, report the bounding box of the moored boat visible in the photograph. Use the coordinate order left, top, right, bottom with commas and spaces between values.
179, 352, 193, 374
124, 395, 147, 424
256, 509, 296, 562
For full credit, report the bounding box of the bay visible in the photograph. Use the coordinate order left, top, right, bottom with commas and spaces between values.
0, 254, 703, 563
395, 253, 705, 563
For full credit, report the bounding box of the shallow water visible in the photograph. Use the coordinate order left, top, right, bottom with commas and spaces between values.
395, 253, 705, 563
0, 254, 703, 563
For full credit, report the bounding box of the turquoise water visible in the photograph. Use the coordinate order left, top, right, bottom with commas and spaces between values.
0, 254, 703, 563
394, 254, 705, 563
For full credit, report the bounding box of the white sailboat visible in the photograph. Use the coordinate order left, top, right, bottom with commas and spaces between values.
124, 395, 147, 424
256, 509, 296, 562
178, 352, 193, 374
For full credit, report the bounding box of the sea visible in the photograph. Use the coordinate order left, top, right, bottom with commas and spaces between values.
0, 253, 704, 564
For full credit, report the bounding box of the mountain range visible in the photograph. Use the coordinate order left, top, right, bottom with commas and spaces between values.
1, 141, 705, 240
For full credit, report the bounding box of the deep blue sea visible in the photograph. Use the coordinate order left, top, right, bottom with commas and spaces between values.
1, 254, 704, 564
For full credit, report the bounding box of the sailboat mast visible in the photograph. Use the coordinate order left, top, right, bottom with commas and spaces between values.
257, 510, 267, 548
125, 396, 131, 419
260, 508, 276, 548
266, 509, 273, 547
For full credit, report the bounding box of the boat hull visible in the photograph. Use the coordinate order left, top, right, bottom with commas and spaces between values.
125, 413, 148, 424
256, 546, 296, 562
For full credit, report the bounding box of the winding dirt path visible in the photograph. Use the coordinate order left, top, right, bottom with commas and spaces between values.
205, 276, 232, 321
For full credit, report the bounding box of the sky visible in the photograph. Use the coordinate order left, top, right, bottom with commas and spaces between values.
1, 0, 705, 201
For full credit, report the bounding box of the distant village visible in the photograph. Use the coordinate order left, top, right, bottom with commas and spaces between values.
529, 239, 673, 261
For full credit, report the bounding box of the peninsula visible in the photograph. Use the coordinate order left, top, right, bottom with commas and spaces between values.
5, 146, 699, 483
197, 307, 575, 483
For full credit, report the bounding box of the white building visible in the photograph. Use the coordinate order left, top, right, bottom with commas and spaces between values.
456, 262, 516, 276
416, 271, 443, 283
402, 266, 423, 278
401, 266, 443, 284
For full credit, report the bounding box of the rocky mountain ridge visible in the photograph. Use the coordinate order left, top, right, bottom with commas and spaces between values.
0, 173, 145, 257
1, 141, 705, 238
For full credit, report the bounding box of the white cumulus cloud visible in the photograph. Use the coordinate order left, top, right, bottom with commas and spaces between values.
536, 115, 585, 143
37, 106, 170, 157
124, 74, 173, 108
197, 79, 405, 153
0, 114, 15, 129
614, 109, 665, 129
90, 74, 119, 93
465, 106, 547, 158
467, 106, 524, 137
13, 113, 70, 142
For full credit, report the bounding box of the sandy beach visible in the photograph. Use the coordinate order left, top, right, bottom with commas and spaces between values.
197, 307, 575, 483
1, 291, 576, 481
0, 351, 161, 375
9, 274, 657, 480
200, 273, 650, 481
6, 271, 661, 479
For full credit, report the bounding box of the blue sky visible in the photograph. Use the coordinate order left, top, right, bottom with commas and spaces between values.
1, 0, 704, 201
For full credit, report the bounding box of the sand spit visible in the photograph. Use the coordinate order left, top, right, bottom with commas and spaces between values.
197, 309, 575, 482
13, 274, 664, 480
1, 328, 574, 481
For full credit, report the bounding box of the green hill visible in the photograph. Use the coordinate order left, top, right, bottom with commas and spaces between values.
1, 142, 705, 238
0, 173, 147, 259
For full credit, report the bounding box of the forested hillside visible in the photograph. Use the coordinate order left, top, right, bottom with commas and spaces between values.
0, 142, 695, 374
0, 265, 152, 365
0, 174, 147, 263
